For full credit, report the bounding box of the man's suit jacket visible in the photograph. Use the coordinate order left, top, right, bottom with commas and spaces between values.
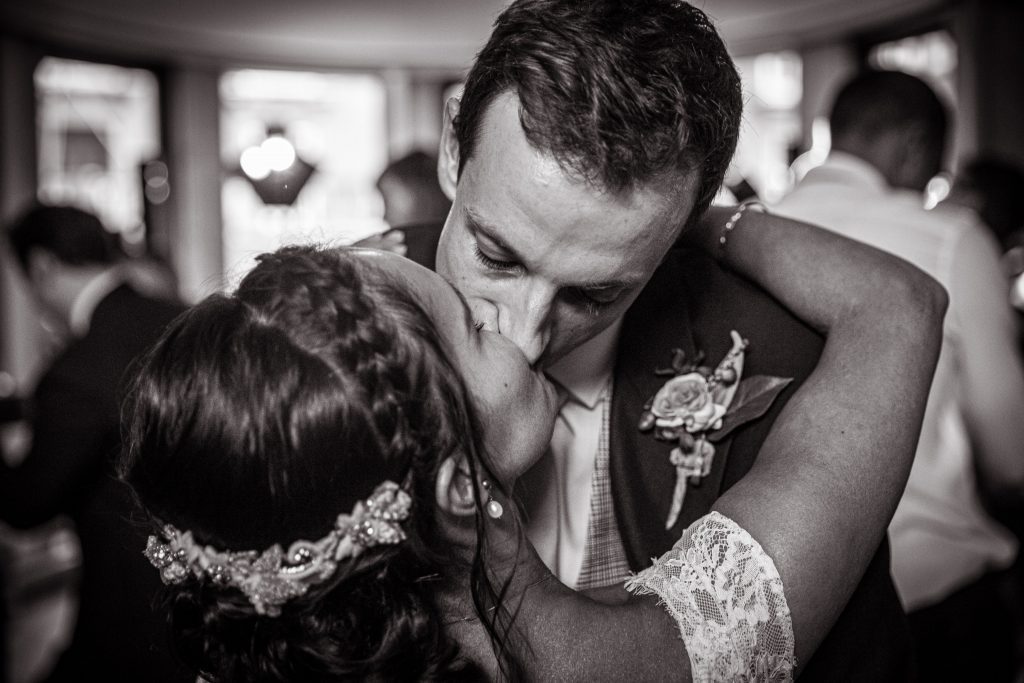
0, 284, 191, 682
611, 248, 916, 680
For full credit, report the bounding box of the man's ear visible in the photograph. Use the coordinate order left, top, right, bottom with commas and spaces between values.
437, 97, 461, 201
435, 454, 477, 517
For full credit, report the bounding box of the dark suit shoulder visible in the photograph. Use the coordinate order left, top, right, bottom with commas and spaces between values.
667, 246, 823, 365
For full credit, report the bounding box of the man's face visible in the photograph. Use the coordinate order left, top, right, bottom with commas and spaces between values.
436, 92, 699, 367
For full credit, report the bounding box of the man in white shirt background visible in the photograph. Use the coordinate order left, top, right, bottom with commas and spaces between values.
773, 69, 1024, 682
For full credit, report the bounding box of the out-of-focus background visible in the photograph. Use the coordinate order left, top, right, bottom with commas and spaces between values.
0, 1, 1022, 681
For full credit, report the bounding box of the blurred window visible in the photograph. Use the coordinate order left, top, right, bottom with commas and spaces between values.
219, 69, 388, 283
35, 57, 161, 249
869, 30, 957, 105
730, 51, 804, 204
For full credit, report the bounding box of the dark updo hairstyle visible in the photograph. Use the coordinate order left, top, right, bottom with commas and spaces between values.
120, 245, 517, 681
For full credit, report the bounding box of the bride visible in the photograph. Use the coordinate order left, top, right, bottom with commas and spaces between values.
120, 209, 944, 681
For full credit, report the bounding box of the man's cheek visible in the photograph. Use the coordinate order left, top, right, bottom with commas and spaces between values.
546, 321, 589, 361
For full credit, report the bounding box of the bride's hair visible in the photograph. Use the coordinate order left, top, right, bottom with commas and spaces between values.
120, 245, 514, 681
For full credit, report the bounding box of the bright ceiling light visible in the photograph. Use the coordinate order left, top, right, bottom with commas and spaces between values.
261, 135, 296, 172
240, 145, 271, 180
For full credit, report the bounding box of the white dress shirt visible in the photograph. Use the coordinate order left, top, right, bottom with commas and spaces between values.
521, 318, 623, 587
773, 151, 1019, 610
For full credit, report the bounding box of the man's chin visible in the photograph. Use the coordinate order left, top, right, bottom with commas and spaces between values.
535, 341, 575, 370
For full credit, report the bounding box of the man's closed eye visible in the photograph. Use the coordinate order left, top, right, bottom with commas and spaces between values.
474, 244, 521, 273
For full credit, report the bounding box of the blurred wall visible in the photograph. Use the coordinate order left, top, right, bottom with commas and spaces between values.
163, 67, 225, 303
797, 43, 858, 153
956, 0, 1024, 169
383, 70, 449, 160
0, 37, 48, 388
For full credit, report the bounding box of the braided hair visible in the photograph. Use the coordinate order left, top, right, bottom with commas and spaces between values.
121, 246, 513, 681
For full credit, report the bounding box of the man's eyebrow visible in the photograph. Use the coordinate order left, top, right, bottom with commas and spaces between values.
465, 208, 524, 260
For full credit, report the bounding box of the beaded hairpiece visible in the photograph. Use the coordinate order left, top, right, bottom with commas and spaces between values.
143, 480, 412, 616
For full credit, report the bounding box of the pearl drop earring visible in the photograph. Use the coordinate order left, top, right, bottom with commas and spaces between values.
481, 480, 504, 519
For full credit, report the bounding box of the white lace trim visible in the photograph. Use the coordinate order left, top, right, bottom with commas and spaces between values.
624, 512, 795, 682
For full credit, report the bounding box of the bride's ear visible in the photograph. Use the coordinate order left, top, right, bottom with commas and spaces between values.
437, 97, 460, 201
435, 454, 477, 517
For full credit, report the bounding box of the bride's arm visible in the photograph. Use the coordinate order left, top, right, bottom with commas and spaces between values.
690, 204, 946, 663
495, 206, 945, 679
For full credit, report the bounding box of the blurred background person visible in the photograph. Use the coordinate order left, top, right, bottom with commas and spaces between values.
377, 150, 451, 231
942, 156, 1024, 325
945, 156, 1024, 252
371, 150, 450, 270
0, 205, 189, 682
773, 69, 1024, 682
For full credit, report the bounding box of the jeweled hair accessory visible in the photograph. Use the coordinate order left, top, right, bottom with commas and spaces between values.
143, 480, 412, 616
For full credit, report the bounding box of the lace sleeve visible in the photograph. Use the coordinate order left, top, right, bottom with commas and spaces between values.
624, 511, 795, 682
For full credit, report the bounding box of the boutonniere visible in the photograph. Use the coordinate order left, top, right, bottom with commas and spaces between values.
638, 331, 793, 530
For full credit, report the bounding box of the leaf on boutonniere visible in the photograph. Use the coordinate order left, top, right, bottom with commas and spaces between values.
707, 375, 793, 443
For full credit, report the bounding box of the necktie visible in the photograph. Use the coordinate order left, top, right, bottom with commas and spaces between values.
575, 380, 632, 590
520, 380, 631, 589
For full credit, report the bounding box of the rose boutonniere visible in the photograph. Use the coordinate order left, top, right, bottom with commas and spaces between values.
638, 331, 793, 529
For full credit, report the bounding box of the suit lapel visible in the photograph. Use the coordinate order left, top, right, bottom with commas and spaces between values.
609, 250, 739, 569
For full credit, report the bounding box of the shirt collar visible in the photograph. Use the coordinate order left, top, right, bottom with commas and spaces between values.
809, 150, 890, 193
545, 317, 623, 409
69, 266, 125, 337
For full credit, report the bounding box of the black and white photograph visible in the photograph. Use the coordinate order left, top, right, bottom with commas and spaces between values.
1, 1, 1023, 680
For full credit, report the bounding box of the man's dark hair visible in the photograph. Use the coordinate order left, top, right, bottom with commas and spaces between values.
454, 0, 743, 225
7, 204, 118, 270
830, 70, 949, 161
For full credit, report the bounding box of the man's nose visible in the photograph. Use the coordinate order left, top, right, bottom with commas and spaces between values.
497, 284, 557, 366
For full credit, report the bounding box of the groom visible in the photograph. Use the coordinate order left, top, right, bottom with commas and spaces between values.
429, 0, 915, 679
